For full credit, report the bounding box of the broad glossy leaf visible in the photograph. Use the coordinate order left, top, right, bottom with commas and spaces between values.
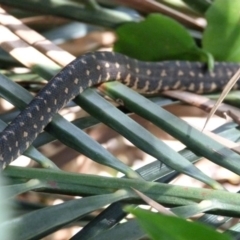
115, 14, 206, 62
128, 208, 232, 240
203, 0, 240, 61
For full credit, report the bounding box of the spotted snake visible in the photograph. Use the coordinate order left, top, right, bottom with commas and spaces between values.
0, 51, 239, 169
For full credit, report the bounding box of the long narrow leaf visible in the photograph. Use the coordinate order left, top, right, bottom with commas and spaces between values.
1, 190, 129, 240
76, 87, 222, 189
0, 74, 139, 178
102, 82, 240, 176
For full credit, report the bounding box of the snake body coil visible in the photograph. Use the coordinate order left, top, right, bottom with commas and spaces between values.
0, 51, 239, 169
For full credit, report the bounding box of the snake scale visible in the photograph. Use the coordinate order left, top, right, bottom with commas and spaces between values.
0, 51, 240, 169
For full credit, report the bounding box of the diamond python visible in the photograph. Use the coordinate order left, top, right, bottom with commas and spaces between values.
0, 51, 239, 169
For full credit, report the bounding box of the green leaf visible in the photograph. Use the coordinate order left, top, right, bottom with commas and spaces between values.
4, 166, 240, 216
203, 0, 240, 61
77, 87, 222, 189
0, 176, 13, 240
1, 190, 128, 240
0, 74, 139, 179
172, 200, 240, 219
93, 219, 146, 240
181, 0, 211, 14
114, 14, 207, 62
102, 82, 240, 183
127, 208, 232, 240
0, 179, 46, 202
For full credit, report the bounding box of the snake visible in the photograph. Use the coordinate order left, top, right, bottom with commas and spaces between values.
0, 51, 239, 169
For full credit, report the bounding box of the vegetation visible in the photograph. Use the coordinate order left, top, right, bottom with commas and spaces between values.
0, 0, 240, 239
